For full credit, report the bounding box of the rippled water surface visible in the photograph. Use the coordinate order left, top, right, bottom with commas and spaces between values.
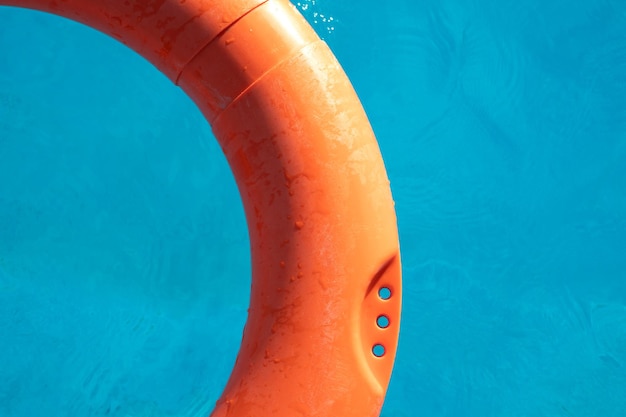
1, 0, 626, 416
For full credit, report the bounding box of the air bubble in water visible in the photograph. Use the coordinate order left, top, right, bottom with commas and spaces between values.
294, 0, 337, 36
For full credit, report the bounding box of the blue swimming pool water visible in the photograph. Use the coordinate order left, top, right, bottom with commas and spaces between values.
1, 0, 626, 416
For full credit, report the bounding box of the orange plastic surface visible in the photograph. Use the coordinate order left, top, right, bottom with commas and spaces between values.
1, 0, 402, 416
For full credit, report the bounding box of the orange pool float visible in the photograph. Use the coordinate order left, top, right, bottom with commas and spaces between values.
2, 0, 402, 415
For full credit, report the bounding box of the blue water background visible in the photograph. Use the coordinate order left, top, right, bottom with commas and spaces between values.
1, 0, 626, 415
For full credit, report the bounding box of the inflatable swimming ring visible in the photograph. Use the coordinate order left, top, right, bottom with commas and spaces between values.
1, 0, 402, 415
